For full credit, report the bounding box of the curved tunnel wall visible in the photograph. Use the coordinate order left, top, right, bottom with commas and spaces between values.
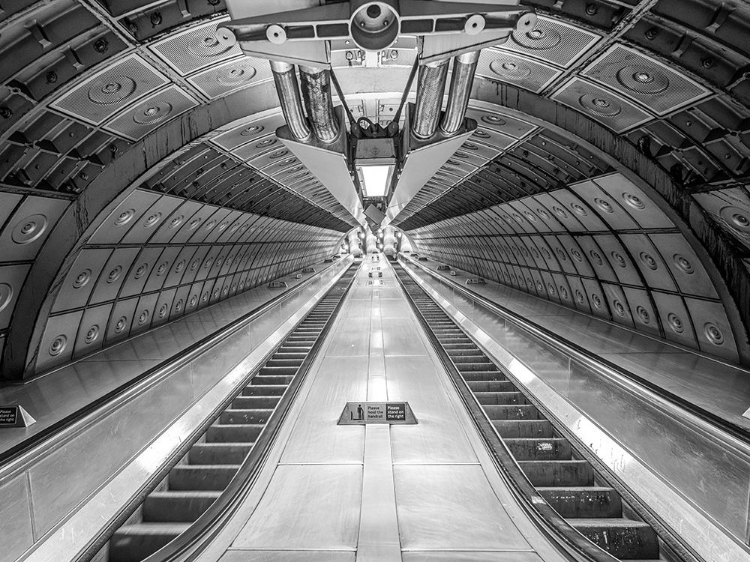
0, 183, 343, 380
30, 187, 341, 376
409, 171, 741, 362
1, 0, 750, 378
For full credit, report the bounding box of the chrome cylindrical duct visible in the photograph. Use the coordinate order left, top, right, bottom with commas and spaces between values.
440, 50, 480, 136
270, 61, 311, 141
411, 58, 450, 140
299, 66, 340, 144
383, 226, 397, 256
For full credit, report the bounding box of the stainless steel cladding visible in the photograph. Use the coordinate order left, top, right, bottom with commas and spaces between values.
440, 51, 480, 135
411, 58, 450, 140
270, 61, 312, 142
299, 66, 340, 144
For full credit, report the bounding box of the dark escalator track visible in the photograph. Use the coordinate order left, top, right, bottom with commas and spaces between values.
106, 263, 360, 562
391, 260, 671, 562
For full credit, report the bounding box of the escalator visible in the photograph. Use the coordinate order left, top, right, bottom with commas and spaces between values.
391, 259, 676, 562
106, 262, 360, 562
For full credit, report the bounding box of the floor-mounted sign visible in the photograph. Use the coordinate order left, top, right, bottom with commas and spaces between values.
338, 402, 417, 425
0, 405, 36, 428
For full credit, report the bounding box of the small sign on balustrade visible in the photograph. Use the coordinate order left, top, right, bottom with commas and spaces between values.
338, 402, 417, 425
0, 405, 36, 428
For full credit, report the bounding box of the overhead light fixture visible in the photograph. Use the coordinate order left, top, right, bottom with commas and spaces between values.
219, 1, 536, 228
358, 164, 394, 198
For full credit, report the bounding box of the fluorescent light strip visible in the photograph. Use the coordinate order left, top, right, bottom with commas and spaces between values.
361, 165, 391, 197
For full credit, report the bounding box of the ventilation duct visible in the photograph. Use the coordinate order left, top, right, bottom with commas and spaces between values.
299, 66, 340, 144
441, 51, 481, 135
269, 61, 311, 142
411, 58, 450, 140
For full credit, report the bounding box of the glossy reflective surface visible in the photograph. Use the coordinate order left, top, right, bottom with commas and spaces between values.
201, 256, 569, 562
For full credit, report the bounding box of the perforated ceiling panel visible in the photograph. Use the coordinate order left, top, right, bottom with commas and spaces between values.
582, 45, 710, 116
51, 55, 169, 125
499, 16, 600, 68
551, 78, 653, 133
476, 49, 560, 93
150, 19, 242, 76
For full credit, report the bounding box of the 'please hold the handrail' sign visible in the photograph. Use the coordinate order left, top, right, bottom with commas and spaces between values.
338, 402, 417, 425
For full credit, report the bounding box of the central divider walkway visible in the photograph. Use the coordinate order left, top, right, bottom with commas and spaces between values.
195, 255, 571, 562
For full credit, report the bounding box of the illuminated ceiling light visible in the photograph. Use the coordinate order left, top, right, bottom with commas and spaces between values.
359, 165, 393, 198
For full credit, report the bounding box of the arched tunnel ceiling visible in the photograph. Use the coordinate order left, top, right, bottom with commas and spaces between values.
0, 0, 749, 379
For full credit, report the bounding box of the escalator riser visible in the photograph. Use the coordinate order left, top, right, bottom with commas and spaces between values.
169, 465, 239, 491
252, 374, 294, 385
572, 521, 659, 559
483, 404, 539, 420
232, 396, 280, 409
220, 409, 274, 425
474, 392, 527, 405
504, 438, 571, 460
242, 385, 286, 396
467, 381, 516, 393
265, 359, 305, 368
494, 419, 555, 439
189, 443, 253, 465
538, 488, 622, 518
452, 355, 493, 365
519, 460, 595, 487
205, 424, 263, 443
460, 371, 505, 381
143, 492, 220, 523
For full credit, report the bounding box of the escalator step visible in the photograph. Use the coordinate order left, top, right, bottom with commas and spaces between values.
457, 363, 499, 372
537, 487, 622, 518
493, 420, 554, 438
475, 391, 526, 405
265, 359, 304, 368
109, 523, 190, 562
258, 366, 298, 377
220, 409, 274, 425
206, 424, 263, 443
189, 443, 253, 465
570, 519, 659, 559
518, 460, 595, 487
142, 491, 221, 522
483, 404, 539, 420
504, 438, 571, 460
242, 385, 286, 396
251, 375, 294, 385
232, 396, 280, 409
169, 465, 239, 491
272, 352, 308, 360
461, 371, 505, 381
467, 380, 516, 393
452, 355, 492, 364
